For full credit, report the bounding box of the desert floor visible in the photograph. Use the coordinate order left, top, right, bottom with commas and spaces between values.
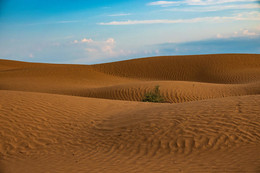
0, 54, 260, 173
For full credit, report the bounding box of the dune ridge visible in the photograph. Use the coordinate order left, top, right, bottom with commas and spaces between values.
93, 54, 260, 83
1, 54, 260, 103
0, 54, 260, 172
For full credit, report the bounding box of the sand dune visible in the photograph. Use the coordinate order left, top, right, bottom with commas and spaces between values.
61, 81, 260, 103
93, 54, 260, 83
0, 54, 260, 172
0, 91, 260, 172
1, 54, 260, 103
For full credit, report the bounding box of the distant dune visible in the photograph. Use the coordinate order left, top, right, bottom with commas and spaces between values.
93, 54, 260, 83
0, 54, 260, 172
0, 54, 259, 103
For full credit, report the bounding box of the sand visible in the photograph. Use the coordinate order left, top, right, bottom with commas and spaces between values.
0, 54, 260, 172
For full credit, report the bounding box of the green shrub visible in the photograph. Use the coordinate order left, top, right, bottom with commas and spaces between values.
142, 85, 165, 103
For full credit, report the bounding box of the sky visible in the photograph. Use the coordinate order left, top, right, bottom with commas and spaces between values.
0, 0, 259, 64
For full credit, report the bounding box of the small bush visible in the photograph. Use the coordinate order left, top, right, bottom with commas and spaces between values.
142, 85, 165, 103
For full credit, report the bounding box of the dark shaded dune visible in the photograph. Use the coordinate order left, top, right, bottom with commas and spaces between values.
93, 54, 260, 84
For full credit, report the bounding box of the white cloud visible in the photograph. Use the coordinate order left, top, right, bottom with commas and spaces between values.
148, 1, 181, 6
73, 37, 118, 57
73, 38, 94, 44
81, 38, 94, 43
71, 37, 138, 63
243, 29, 258, 36
188, 0, 259, 6
148, 0, 259, 6
101, 38, 116, 54
216, 28, 259, 38
109, 13, 132, 17
99, 11, 260, 25
106, 38, 115, 44
165, 3, 260, 12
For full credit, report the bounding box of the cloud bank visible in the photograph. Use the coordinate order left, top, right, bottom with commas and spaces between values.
155, 36, 260, 56
99, 11, 260, 25
164, 3, 260, 12
148, 0, 259, 6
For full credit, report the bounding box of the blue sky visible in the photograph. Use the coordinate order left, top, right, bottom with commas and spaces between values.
0, 0, 259, 64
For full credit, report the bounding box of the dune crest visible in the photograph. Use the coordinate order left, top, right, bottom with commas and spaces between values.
0, 54, 260, 103
93, 54, 260, 83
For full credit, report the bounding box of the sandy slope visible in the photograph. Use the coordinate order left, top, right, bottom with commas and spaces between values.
0, 91, 260, 173
0, 54, 260, 172
0, 54, 260, 103
93, 54, 260, 83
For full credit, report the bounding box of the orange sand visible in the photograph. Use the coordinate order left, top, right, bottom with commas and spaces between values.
0, 54, 260, 172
